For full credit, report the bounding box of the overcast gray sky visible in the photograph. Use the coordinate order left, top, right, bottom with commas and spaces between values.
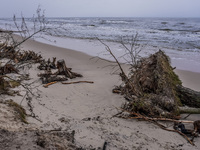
0, 0, 199, 18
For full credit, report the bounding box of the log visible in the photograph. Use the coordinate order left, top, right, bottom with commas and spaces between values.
177, 85, 200, 108
179, 107, 200, 114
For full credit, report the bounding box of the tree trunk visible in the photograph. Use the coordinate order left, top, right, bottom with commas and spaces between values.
179, 107, 200, 114
177, 85, 200, 108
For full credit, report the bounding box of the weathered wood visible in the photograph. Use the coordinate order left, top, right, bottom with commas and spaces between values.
179, 107, 200, 114
177, 85, 200, 108
43, 81, 57, 88
41, 75, 68, 84
55, 59, 82, 79
61, 81, 94, 85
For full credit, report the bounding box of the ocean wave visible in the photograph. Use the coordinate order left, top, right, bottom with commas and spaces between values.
158, 28, 200, 33
0, 17, 199, 52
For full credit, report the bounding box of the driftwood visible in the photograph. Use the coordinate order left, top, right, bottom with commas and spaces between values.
177, 85, 200, 108
116, 109, 195, 145
55, 59, 82, 78
156, 121, 194, 145
40, 74, 68, 84
117, 108, 193, 123
110, 50, 200, 145
38, 59, 82, 84
179, 107, 200, 114
62, 81, 94, 85
43, 81, 57, 88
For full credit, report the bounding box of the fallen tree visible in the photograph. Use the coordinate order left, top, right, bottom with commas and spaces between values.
113, 50, 200, 118
99, 37, 200, 144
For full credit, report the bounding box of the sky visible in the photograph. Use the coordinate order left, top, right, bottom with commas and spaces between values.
0, 0, 199, 18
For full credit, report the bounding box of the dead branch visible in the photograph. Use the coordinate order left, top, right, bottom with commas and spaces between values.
43, 81, 58, 88
61, 81, 94, 85
98, 38, 142, 97
153, 120, 194, 145
118, 108, 194, 145
119, 108, 193, 123
97, 38, 126, 78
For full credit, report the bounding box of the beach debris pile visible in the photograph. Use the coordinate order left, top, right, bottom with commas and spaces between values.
0, 41, 83, 92
112, 50, 200, 144
38, 59, 83, 85
114, 50, 200, 118
0, 36, 83, 149
0, 44, 42, 64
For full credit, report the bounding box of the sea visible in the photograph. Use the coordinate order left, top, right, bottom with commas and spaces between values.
0, 17, 200, 72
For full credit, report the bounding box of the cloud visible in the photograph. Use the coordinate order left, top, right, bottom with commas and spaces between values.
0, 0, 199, 18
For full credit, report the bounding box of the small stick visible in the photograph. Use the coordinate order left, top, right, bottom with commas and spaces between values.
62, 81, 94, 85
43, 81, 57, 88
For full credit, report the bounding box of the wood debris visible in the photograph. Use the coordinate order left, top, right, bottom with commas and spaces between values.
62, 81, 94, 85
112, 50, 200, 144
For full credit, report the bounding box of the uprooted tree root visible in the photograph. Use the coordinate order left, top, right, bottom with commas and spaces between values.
114, 50, 200, 118
111, 50, 200, 144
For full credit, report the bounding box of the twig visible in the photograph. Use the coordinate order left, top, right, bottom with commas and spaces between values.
97, 38, 142, 97
43, 81, 57, 88
62, 81, 94, 85
20, 91, 28, 105
120, 109, 194, 123
126, 116, 194, 123
111, 111, 123, 119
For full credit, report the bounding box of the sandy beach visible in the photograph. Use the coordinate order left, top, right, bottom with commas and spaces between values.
1, 37, 200, 149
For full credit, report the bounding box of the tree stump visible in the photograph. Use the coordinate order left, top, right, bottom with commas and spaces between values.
55, 59, 82, 79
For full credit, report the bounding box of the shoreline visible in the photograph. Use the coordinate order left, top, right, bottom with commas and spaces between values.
23, 36, 200, 91
35, 36, 200, 73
